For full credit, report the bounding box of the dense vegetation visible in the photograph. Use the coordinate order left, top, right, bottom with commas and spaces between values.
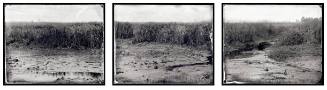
5, 22, 104, 49
270, 17, 322, 61
115, 22, 213, 47
223, 17, 322, 61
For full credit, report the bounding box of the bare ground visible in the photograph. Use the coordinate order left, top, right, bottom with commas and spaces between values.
114, 39, 213, 84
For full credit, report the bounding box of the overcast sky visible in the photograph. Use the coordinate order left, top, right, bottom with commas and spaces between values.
5, 5, 103, 22
224, 5, 322, 22
114, 5, 213, 22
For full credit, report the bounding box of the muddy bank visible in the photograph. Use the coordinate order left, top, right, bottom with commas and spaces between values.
224, 49, 322, 84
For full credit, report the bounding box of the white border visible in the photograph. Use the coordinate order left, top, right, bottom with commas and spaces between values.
0, 0, 326, 89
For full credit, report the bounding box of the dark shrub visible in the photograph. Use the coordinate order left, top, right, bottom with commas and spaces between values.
257, 42, 271, 50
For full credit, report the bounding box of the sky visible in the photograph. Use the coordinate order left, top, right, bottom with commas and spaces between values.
224, 5, 322, 22
114, 5, 213, 23
5, 5, 103, 22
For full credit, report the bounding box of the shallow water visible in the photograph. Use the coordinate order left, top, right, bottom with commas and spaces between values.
5, 48, 104, 84
7, 71, 104, 83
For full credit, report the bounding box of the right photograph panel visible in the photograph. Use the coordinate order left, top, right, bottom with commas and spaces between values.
222, 3, 323, 85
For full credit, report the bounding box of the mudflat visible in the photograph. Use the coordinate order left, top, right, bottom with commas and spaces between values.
115, 39, 213, 84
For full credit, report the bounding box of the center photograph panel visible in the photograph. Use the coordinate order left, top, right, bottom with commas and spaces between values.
113, 3, 214, 85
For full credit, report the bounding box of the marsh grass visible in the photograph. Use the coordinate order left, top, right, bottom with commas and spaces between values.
115, 22, 213, 47
5, 22, 104, 49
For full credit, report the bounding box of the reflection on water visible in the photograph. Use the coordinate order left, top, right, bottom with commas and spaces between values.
43, 72, 104, 79
8, 71, 104, 84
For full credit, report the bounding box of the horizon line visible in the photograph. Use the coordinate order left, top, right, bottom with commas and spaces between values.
5, 21, 104, 23
114, 20, 213, 23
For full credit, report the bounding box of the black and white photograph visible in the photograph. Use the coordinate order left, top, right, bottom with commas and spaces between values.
222, 3, 323, 85
113, 3, 214, 85
4, 3, 105, 85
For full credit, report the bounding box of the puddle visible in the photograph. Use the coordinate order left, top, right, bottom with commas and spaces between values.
166, 62, 208, 71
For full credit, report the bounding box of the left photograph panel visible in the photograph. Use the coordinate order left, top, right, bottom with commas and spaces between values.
3, 3, 105, 85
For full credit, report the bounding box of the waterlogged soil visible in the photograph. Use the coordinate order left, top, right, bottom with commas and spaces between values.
115, 39, 213, 84
5, 47, 104, 84
224, 49, 322, 84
